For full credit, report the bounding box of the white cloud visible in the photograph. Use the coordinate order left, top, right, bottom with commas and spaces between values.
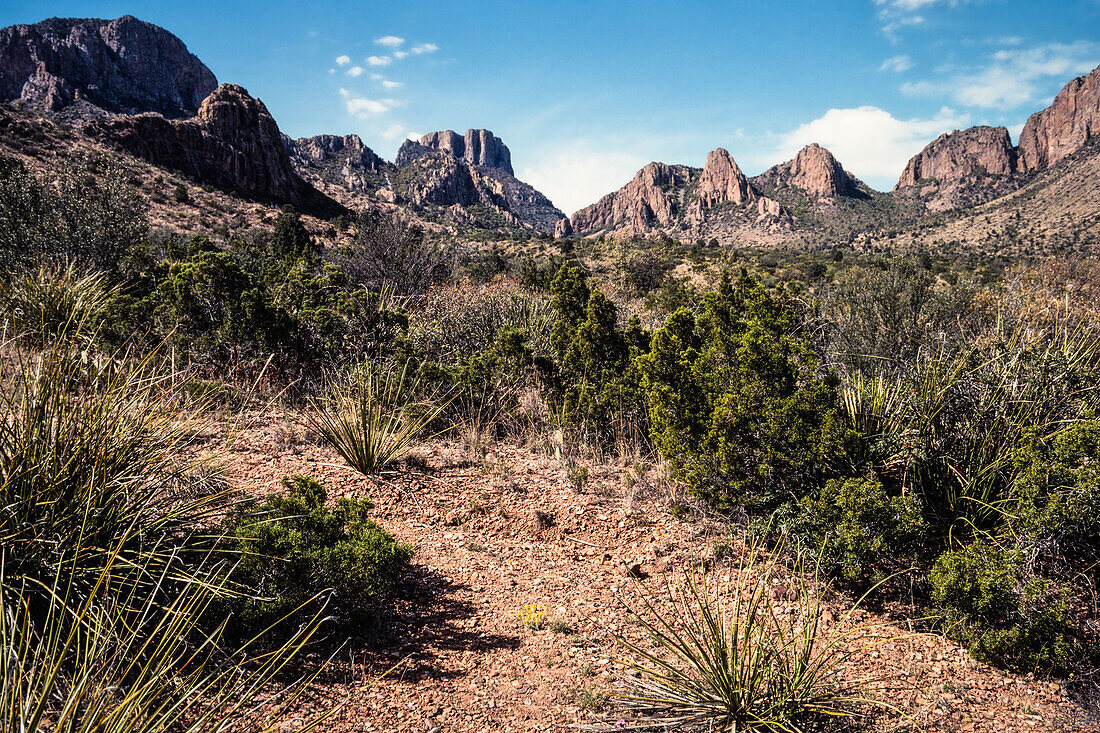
346, 66, 364, 77
381, 79, 402, 89
370, 73, 383, 80
338, 88, 401, 119
880, 54, 914, 72
327, 68, 335, 74
758, 105, 971, 190
375, 35, 404, 48
394, 50, 409, 60
520, 149, 650, 216
874, 0, 967, 39
367, 55, 392, 66
411, 43, 438, 55
901, 42, 1099, 109
380, 124, 408, 140
335, 55, 351, 66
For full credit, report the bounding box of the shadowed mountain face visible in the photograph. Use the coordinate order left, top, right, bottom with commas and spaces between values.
85, 84, 344, 216
0, 15, 217, 119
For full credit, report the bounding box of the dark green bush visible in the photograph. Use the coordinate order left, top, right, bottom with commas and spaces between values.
799, 476, 926, 586
225, 475, 412, 632
638, 271, 850, 509
930, 542, 1072, 673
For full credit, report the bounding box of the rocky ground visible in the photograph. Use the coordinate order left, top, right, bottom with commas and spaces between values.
213, 410, 1099, 732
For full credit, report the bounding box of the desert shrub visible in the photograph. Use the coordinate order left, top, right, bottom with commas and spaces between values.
225, 475, 412, 632
411, 278, 555, 361
611, 534, 887, 731
342, 211, 449, 294
0, 339, 328, 731
0, 153, 147, 276
1008, 421, 1100, 569
271, 208, 318, 261
0, 262, 116, 344
930, 542, 1073, 673
798, 476, 926, 586
549, 265, 650, 445
638, 271, 850, 509
307, 360, 452, 475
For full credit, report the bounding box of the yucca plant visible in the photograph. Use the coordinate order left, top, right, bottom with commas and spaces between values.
604, 535, 893, 732
0, 339, 221, 602
0, 542, 331, 733
0, 334, 334, 730
0, 262, 116, 344
306, 360, 453, 475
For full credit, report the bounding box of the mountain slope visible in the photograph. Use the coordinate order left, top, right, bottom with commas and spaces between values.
0, 15, 217, 119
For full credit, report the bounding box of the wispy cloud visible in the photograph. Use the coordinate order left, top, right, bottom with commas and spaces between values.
367, 55, 392, 66
394, 50, 409, 59
346, 65, 364, 77
411, 43, 439, 55
335, 54, 350, 66
380, 80, 403, 89
880, 54, 914, 72
901, 41, 1099, 109
375, 35, 404, 48
755, 105, 971, 190
873, 0, 967, 40
339, 88, 401, 119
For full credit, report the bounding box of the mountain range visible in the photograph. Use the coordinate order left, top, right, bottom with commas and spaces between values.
1, 14, 1099, 252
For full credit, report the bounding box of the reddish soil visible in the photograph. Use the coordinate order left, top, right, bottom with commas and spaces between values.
214, 411, 1099, 733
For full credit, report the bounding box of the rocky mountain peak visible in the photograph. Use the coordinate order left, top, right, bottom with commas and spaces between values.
697, 148, 754, 207
0, 15, 217, 118
896, 126, 1018, 190
398, 128, 513, 175
1018, 63, 1100, 172
787, 143, 851, 198
85, 83, 341, 216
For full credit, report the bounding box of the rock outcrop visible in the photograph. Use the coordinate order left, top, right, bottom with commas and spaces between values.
0, 15, 217, 118
785, 143, 852, 198
86, 84, 342, 215
570, 162, 695, 233
554, 217, 573, 239
397, 128, 513, 174
1018, 64, 1100, 173
284, 133, 388, 193
896, 126, 1018, 189
393, 130, 563, 233
697, 148, 753, 207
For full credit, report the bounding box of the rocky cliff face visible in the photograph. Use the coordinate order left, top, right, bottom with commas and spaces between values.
569, 149, 789, 236
284, 133, 388, 193
784, 143, 852, 198
896, 126, 1018, 188
1019, 64, 1100, 173
696, 148, 754, 207
85, 83, 342, 215
397, 128, 513, 174
393, 130, 563, 233
571, 162, 696, 233
0, 16, 217, 119
893, 126, 1022, 212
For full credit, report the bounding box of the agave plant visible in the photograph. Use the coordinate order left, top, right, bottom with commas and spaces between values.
605, 534, 893, 732
306, 360, 453, 475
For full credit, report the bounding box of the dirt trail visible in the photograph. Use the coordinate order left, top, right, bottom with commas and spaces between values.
219, 415, 1098, 733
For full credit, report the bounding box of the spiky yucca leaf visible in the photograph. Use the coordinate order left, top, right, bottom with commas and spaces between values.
604, 535, 895, 732
306, 360, 453, 475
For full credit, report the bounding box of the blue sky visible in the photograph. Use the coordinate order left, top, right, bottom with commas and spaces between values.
3, 1, 1099, 213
